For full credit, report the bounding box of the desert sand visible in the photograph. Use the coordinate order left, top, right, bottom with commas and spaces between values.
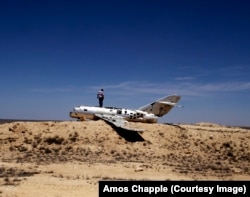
0, 120, 249, 196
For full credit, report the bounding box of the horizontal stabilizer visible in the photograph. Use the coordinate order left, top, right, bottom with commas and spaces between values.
158, 101, 183, 108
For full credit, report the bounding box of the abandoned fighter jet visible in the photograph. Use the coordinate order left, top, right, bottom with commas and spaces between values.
69, 95, 182, 131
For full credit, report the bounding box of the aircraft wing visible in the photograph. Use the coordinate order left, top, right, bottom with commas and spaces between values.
94, 114, 143, 132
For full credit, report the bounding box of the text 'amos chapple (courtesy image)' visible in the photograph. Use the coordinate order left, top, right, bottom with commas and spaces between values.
99, 180, 249, 196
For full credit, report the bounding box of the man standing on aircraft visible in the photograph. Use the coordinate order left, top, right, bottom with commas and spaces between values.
97, 89, 104, 107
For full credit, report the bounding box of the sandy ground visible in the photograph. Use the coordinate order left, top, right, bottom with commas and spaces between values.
0, 120, 249, 196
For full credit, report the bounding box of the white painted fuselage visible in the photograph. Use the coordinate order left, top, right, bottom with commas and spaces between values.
72, 105, 158, 123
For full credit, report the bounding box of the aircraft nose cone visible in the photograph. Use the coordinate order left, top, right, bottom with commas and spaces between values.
74, 107, 80, 111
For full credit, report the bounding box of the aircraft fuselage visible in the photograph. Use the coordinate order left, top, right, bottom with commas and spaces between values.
70, 105, 158, 123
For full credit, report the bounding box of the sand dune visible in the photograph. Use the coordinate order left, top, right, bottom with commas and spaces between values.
0, 120, 249, 196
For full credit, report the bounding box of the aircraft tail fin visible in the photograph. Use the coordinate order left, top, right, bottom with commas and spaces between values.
138, 95, 182, 117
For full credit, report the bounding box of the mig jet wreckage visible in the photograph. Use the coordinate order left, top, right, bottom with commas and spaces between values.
69, 94, 182, 132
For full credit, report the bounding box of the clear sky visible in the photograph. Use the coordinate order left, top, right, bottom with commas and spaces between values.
0, 0, 249, 126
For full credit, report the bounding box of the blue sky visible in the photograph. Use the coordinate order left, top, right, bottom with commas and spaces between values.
0, 0, 249, 126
